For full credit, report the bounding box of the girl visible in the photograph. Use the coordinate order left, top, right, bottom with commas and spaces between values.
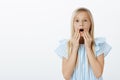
55, 7, 111, 80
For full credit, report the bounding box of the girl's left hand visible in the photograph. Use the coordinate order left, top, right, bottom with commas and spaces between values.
82, 30, 93, 48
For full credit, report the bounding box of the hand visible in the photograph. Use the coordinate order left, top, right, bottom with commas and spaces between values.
70, 29, 80, 52
82, 30, 93, 48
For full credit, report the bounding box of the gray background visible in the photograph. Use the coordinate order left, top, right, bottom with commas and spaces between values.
0, 0, 119, 80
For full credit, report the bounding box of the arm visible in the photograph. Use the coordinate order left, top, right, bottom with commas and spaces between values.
86, 47, 104, 78
83, 31, 104, 78
62, 48, 78, 80
62, 30, 80, 80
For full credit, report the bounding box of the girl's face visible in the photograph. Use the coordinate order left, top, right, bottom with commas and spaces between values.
73, 11, 91, 36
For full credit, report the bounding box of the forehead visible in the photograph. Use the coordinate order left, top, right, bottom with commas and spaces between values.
74, 11, 90, 19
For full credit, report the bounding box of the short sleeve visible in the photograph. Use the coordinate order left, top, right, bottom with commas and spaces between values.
95, 37, 112, 57
54, 39, 68, 59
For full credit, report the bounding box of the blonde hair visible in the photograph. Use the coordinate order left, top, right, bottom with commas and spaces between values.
67, 7, 95, 55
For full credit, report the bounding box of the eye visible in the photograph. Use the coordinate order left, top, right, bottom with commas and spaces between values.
75, 19, 79, 22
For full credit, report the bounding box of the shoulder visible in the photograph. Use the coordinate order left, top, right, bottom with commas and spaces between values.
55, 38, 69, 59
94, 37, 112, 57
94, 37, 106, 46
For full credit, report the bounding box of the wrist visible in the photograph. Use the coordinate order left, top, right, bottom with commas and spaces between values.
85, 46, 91, 51
85, 44, 91, 49
72, 48, 78, 54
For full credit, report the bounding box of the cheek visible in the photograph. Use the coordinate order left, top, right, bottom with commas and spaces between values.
74, 22, 78, 27
84, 23, 91, 31
84, 22, 90, 27
73, 23, 79, 31
87, 24, 91, 30
74, 26, 77, 32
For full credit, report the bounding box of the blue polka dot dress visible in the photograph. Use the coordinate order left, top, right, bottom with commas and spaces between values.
55, 37, 112, 80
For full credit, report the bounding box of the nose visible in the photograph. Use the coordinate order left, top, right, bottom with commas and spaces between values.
80, 21, 83, 26
79, 21, 83, 29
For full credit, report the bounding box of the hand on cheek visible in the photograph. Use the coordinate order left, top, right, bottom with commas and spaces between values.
83, 30, 92, 48
70, 29, 80, 51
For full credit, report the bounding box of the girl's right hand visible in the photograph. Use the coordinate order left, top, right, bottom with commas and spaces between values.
70, 29, 80, 52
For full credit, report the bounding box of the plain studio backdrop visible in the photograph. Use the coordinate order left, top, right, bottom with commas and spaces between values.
0, 0, 119, 80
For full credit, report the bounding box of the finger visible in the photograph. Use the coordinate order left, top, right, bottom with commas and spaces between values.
85, 32, 89, 40
82, 32, 86, 40
74, 32, 79, 41
84, 29, 90, 38
76, 29, 79, 37
76, 32, 79, 40
84, 31, 89, 40
77, 33, 80, 41
77, 29, 79, 33
83, 31, 87, 40
75, 29, 79, 38
75, 32, 78, 39
87, 32, 93, 42
86, 31, 90, 39
73, 32, 77, 39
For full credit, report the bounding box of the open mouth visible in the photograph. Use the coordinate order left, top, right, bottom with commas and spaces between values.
79, 29, 84, 32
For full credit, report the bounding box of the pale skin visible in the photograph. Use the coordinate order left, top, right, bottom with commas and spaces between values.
62, 11, 104, 80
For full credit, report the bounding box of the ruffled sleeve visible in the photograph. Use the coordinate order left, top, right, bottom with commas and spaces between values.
95, 37, 112, 57
54, 39, 68, 59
